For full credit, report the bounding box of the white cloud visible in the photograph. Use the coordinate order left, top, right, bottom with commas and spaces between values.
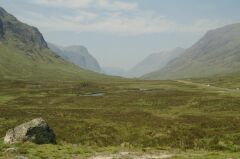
20, 0, 231, 36
18, 12, 230, 36
30, 0, 138, 11
96, 0, 138, 11
30, 0, 93, 9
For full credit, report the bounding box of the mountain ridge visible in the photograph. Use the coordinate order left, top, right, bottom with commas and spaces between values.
143, 23, 240, 80
127, 47, 185, 77
48, 43, 103, 73
0, 6, 109, 81
0, 7, 47, 49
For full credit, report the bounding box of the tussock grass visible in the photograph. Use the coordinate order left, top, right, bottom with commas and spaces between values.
1, 79, 240, 158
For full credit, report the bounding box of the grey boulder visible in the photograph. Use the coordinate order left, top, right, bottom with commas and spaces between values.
4, 118, 56, 144
15, 156, 28, 159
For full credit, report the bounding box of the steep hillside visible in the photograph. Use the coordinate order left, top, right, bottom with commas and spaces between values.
143, 23, 240, 80
0, 7, 47, 48
48, 43, 103, 73
0, 7, 108, 81
127, 48, 185, 77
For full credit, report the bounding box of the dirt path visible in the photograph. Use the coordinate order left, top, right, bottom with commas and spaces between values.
90, 152, 174, 159
176, 80, 240, 96
177, 80, 224, 90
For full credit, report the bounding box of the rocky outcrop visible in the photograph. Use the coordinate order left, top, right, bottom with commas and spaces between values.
0, 7, 48, 48
4, 118, 56, 144
0, 6, 108, 81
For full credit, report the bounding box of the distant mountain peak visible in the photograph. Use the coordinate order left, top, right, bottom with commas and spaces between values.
126, 47, 185, 77
0, 6, 108, 81
66, 45, 87, 51
65, 45, 92, 57
48, 43, 103, 73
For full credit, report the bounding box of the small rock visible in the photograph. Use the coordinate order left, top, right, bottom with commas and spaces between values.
4, 118, 56, 144
15, 156, 28, 159
119, 152, 129, 156
5, 147, 17, 153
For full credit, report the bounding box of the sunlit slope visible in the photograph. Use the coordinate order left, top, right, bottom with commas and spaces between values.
0, 43, 110, 81
143, 23, 240, 80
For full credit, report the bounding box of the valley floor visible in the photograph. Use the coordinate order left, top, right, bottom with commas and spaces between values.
1, 77, 240, 158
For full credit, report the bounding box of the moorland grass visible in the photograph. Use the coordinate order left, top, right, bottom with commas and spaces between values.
1, 79, 240, 158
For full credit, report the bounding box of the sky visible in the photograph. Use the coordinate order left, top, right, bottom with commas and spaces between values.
0, 0, 240, 70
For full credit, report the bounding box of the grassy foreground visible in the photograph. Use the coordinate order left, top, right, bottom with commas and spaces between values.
1, 140, 240, 159
1, 79, 240, 158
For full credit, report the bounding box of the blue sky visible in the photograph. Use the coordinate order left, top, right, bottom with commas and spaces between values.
0, 0, 240, 69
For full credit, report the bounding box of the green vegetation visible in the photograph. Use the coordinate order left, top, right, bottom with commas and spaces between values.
0, 42, 113, 81
0, 78, 240, 158
186, 73, 240, 89
1, 5, 240, 159
0, 6, 113, 82
143, 23, 240, 80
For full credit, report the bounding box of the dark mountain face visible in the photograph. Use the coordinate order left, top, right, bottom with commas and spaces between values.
0, 19, 3, 39
0, 8, 4, 39
0, 7, 7, 17
0, 7, 47, 48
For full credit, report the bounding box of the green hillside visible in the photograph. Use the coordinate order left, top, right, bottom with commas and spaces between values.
0, 43, 110, 81
143, 23, 240, 80
0, 7, 109, 82
186, 72, 240, 89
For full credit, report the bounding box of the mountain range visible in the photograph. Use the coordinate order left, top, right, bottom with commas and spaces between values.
143, 23, 240, 80
1, 5, 240, 81
48, 43, 103, 73
0, 7, 108, 81
126, 48, 185, 77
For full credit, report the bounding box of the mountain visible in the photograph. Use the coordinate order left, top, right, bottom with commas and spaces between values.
127, 48, 185, 77
143, 23, 240, 80
103, 67, 127, 77
0, 7, 108, 81
0, 7, 47, 48
48, 43, 103, 73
